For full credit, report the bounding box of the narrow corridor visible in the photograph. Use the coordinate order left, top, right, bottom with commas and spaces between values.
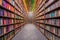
12, 24, 47, 40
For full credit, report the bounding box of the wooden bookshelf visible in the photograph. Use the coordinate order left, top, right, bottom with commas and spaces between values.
35, 0, 60, 40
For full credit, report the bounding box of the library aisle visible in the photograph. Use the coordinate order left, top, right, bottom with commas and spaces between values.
12, 24, 47, 40
0, 0, 60, 40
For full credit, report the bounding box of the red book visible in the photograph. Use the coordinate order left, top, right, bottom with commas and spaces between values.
9, 19, 12, 24
4, 10, 7, 17
6, 3, 9, 9
10, 13, 13, 18
7, 12, 10, 17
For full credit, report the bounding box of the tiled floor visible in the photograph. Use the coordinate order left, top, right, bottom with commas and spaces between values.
12, 24, 47, 40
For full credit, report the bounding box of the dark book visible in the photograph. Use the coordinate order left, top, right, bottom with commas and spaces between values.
0, 9, 4, 16
0, 27, 3, 36
0, 18, 3, 26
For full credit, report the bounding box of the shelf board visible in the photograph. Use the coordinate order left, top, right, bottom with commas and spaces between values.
36, 22, 60, 28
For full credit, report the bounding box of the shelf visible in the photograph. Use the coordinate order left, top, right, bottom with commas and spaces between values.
35, 16, 60, 20
36, 23, 60, 38
4, 0, 22, 14
36, 22, 60, 28
36, 0, 58, 16
0, 30, 14, 38
0, 22, 22, 27
0, 6, 24, 18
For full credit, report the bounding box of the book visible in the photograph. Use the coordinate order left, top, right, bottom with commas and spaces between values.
50, 12, 55, 18
56, 19, 60, 26
0, 0, 2, 5
58, 10, 60, 16
58, 29, 60, 36
0, 27, 3, 36
55, 11, 58, 17
0, 18, 3, 26
6, 26, 9, 32
49, 33, 53, 40
0, 37, 4, 40
6, 19, 9, 25
3, 27, 6, 34
3, 19, 6, 25
0, 9, 4, 16
55, 28, 58, 35
4, 10, 8, 17
2, 1, 7, 8
11, 0, 14, 5
7, 12, 11, 17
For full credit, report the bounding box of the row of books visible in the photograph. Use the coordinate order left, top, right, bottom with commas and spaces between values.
45, 10, 60, 18
40, 0, 60, 16
36, 23, 60, 40
44, 30, 60, 40
0, 25, 14, 36
0, 18, 14, 26
0, 0, 25, 40
0, 31, 14, 40
35, 0, 60, 40
36, 9, 60, 19
0, 0, 22, 16
0, 8, 22, 20
37, 0, 55, 14
39, 24, 60, 40
45, 19, 60, 26
36, 0, 60, 17
45, 0, 60, 13
36, 0, 46, 13
0, 18, 24, 26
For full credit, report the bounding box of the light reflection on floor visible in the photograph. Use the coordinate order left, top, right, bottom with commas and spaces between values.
12, 24, 47, 40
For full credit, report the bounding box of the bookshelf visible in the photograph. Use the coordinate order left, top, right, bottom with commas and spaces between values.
0, 0, 25, 40
35, 0, 60, 40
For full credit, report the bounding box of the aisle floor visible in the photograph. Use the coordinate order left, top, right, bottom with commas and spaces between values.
12, 24, 47, 40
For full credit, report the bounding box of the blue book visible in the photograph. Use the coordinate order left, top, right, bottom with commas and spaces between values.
6, 26, 9, 32
6, 19, 9, 25
0, 27, 3, 36
0, 9, 4, 16
50, 12, 55, 17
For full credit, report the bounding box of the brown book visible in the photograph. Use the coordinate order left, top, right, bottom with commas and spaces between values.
0, 0, 2, 5
58, 10, 60, 16
58, 29, 60, 36
4, 27, 6, 34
